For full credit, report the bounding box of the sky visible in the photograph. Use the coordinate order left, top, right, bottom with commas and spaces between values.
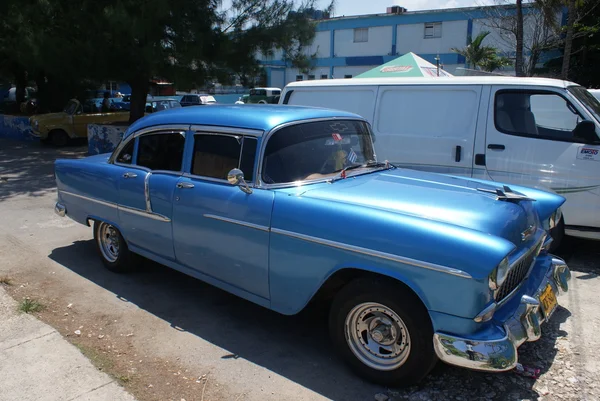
315, 0, 498, 17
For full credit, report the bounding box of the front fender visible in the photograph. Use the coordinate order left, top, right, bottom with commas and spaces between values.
268, 193, 514, 318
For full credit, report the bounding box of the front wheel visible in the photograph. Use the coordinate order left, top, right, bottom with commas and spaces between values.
329, 278, 437, 386
93, 221, 134, 273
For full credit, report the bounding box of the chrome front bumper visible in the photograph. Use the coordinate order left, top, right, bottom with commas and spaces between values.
55, 202, 66, 217
433, 256, 570, 372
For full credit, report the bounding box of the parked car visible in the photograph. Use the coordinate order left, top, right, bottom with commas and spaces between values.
281, 76, 600, 243
30, 98, 129, 146
54, 105, 570, 385
180, 94, 217, 107
145, 99, 182, 113
238, 87, 281, 104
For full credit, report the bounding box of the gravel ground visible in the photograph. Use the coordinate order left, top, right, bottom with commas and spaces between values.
0, 140, 598, 401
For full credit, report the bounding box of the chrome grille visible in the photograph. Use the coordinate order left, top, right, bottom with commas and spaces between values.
495, 242, 540, 302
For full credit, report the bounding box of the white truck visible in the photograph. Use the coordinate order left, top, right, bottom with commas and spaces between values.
281, 76, 600, 241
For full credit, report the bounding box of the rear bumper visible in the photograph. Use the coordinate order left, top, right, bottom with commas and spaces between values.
433, 256, 570, 371
55, 202, 66, 217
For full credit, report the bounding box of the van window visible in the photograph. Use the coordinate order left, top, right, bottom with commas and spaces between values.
377, 88, 478, 137
495, 91, 582, 141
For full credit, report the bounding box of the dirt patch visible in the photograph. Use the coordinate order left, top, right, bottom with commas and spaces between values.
4, 276, 229, 401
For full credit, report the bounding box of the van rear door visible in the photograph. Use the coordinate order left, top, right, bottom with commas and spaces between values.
372, 85, 482, 177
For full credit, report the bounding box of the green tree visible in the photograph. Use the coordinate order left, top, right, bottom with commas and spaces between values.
481, 55, 513, 72
451, 31, 498, 70
534, 0, 598, 79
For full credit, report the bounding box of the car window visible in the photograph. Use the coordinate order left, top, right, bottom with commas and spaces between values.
262, 120, 375, 184
170, 100, 182, 108
116, 140, 134, 164
495, 91, 582, 141
64, 100, 78, 115
182, 96, 190, 102
137, 133, 185, 171
191, 134, 256, 181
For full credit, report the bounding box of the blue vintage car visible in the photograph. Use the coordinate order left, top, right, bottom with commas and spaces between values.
54, 105, 571, 385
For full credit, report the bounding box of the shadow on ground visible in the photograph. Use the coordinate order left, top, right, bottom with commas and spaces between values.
0, 139, 87, 201
45, 238, 592, 400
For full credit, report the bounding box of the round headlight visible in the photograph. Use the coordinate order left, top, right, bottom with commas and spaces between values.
549, 207, 563, 229
489, 257, 510, 291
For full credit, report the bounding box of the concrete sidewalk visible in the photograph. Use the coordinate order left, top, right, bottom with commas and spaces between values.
0, 288, 135, 401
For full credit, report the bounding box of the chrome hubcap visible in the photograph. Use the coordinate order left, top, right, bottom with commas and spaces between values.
98, 223, 120, 262
345, 302, 411, 371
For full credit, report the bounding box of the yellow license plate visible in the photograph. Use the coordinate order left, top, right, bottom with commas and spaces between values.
539, 284, 557, 317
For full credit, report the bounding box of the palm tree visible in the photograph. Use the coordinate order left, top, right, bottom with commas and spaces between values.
451, 31, 497, 70
481, 55, 513, 72
534, 0, 587, 80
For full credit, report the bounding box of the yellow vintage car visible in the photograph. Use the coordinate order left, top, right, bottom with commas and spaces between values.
30, 99, 129, 146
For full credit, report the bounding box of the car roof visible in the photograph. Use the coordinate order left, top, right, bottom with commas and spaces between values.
125, 104, 363, 137
284, 76, 578, 89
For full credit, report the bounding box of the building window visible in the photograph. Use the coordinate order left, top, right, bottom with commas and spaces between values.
353, 28, 369, 43
320, 74, 328, 79
308, 75, 315, 80
344, 75, 352, 79
424, 22, 442, 39
296, 75, 303, 81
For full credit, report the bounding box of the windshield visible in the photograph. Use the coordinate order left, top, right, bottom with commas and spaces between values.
63, 100, 79, 115
568, 86, 600, 123
262, 119, 376, 185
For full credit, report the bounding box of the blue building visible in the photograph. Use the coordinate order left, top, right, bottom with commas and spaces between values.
259, 4, 563, 87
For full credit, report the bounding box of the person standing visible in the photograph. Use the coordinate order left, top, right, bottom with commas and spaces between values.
101, 92, 111, 113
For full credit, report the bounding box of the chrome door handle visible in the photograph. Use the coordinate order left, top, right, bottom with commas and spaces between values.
123, 172, 138, 178
176, 182, 194, 189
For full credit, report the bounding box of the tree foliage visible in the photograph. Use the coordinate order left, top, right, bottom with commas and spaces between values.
451, 31, 498, 70
0, 0, 322, 121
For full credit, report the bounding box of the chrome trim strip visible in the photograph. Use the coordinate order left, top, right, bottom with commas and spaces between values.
60, 191, 118, 209
190, 125, 263, 137
271, 228, 472, 279
60, 191, 170, 222
182, 173, 255, 186
144, 172, 153, 212
118, 205, 171, 222
203, 214, 269, 232
255, 117, 369, 189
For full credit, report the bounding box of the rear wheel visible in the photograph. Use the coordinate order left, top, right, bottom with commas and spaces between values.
93, 221, 134, 273
49, 130, 69, 147
329, 277, 437, 386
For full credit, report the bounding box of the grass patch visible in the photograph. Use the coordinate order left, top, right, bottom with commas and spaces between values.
18, 298, 44, 314
0, 276, 12, 286
74, 343, 115, 373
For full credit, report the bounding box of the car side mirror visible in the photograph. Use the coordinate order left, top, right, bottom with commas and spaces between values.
227, 168, 252, 194
573, 120, 599, 144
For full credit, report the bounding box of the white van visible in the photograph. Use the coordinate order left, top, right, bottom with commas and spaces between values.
281, 77, 600, 240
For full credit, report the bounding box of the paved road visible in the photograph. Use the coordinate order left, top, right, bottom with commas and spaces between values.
0, 139, 598, 401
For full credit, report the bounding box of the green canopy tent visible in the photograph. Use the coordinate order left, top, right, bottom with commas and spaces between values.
355, 52, 453, 78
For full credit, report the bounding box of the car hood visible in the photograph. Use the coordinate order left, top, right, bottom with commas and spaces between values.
295, 168, 541, 246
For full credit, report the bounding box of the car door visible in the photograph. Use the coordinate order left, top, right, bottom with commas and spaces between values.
115, 130, 187, 260
172, 131, 274, 300
485, 87, 600, 230
372, 85, 481, 176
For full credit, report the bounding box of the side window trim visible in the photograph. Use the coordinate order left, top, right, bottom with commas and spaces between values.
494, 88, 586, 144
188, 132, 257, 183
135, 131, 187, 172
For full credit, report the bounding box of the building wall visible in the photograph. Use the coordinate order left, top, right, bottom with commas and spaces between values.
334, 26, 393, 57
396, 20, 468, 55
259, 4, 560, 87
303, 31, 331, 58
